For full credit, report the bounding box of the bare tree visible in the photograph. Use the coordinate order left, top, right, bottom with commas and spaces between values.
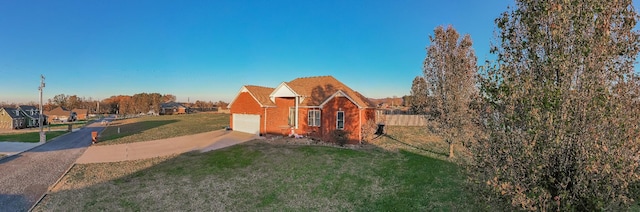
474, 0, 640, 210
51, 94, 68, 108
162, 94, 176, 103
422, 25, 478, 158
217, 101, 229, 110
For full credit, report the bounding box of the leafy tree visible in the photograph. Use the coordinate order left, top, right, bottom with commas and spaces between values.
422, 25, 478, 158
408, 76, 429, 114
474, 0, 640, 210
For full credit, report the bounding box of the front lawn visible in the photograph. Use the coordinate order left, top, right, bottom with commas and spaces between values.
97, 113, 229, 145
0, 131, 68, 143
35, 141, 476, 211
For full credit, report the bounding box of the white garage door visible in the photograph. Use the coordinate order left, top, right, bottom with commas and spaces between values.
232, 114, 260, 135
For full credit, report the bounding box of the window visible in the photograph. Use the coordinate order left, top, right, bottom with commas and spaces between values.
336, 111, 344, 130
288, 107, 295, 126
308, 110, 321, 127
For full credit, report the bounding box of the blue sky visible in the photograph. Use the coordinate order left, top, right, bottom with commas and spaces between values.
2, 0, 522, 103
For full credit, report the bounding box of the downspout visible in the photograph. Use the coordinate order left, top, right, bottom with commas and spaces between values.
295, 95, 299, 129
263, 107, 267, 135
359, 108, 362, 142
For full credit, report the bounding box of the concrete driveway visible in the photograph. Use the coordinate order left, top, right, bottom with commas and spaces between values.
0, 121, 108, 211
75, 130, 258, 164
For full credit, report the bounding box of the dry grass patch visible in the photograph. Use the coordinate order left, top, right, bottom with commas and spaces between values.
97, 113, 229, 145
370, 126, 472, 164
34, 140, 476, 211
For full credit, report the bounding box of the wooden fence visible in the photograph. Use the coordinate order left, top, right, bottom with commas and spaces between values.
377, 114, 428, 126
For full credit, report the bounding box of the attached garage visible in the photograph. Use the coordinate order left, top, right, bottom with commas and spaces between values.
232, 114, 260, 135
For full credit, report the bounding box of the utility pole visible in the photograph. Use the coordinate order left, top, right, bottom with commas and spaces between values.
39, 75, 46, 143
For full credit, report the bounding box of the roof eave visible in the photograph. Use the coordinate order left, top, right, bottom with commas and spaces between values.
318, 90, 364, 109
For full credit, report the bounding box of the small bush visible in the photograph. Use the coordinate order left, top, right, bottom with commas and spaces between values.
330, 130, 350, 146
360, 119, 377, 144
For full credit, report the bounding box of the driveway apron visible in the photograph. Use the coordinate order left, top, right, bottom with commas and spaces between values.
0, 123, 105, 212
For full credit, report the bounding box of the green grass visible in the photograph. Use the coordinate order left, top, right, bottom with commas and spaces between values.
97, 113, 229, 145
48, 121, 89, 130
0, 131, 68, 143
35, 142, 477, 211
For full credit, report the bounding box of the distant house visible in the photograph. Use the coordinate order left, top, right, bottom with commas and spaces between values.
17, 105, 47, 127
72, 109, 89, 120
160, 102, 188, 115
229, 76, 377, 144
45, 107, 74, 123
0, 107, 26, 129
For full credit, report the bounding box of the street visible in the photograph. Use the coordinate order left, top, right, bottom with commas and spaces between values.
0, 120, 107, 212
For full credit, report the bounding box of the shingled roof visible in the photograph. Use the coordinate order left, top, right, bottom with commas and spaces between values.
233, 76, 375, 108
285, 76, 376, 108
1, 107, 23, 119
244, 85, 275, 107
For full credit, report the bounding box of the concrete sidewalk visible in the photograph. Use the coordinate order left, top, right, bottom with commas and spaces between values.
0, 142, 42, 156
0, 129, 73, 158
75, 130, 258, 164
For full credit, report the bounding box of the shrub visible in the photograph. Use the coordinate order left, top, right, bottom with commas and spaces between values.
330, 130, 350, 146
360, 119, 378, 144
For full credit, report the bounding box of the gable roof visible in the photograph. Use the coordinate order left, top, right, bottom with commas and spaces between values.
1, 107, 23, 119
18, 105, 37, 111
285, 76, 376, 108
245, 85, 276, 107
45, 107, 71, 116
232, 76, 376, 109
161, 102, 186, 108
17, 105, 44, 119
229, 85, 276, 108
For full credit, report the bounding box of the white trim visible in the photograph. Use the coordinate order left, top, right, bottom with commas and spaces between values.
359, 109, 362, 141
298, 106, 322, 109
319, 90, 363, 108
228, 86, 276, 109
336, 111, 345, 130
269, 82, 299, 102
295, 96, 299, 129
271, 82, 301, 129
308, 109, 321, 127
263, 107, 267, 134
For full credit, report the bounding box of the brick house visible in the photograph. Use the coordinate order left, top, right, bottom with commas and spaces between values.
229, 76, 377, 144
160, 102, 188, 115
72, 108, 89, 120
45, 106, 74, 123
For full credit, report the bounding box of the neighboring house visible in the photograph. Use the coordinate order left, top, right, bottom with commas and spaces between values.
72, 109, 89, 120
17, 105, 47, 127
229, 76, 377, 144
160, 102, 188, 115
0, 107, 26, 129
45, 107, 74, 123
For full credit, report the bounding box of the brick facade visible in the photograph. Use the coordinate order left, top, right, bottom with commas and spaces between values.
230, 76, 377, 144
